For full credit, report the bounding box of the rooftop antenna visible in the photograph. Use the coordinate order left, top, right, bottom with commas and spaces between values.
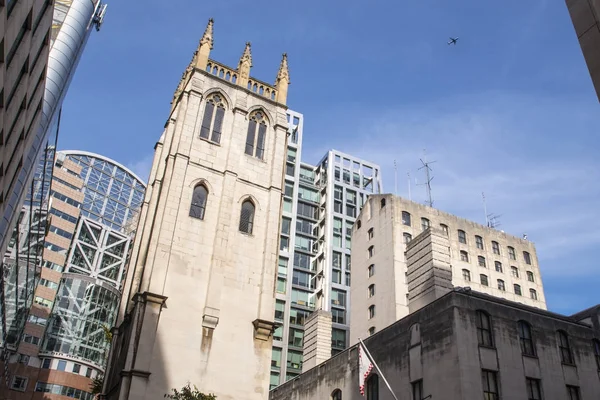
487, 213, 502, 229
482, 192, 489, 227
407, 171, 411, 201
418, 150, 436, 207
394, 160, 398, 195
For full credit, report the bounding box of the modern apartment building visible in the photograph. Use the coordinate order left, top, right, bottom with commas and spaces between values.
349, 194, 546, 345
565, 0, 600, 102
0, 151, 145, 399
0, 0, 107, 260
271, 134, 382, 387
102, 19, 291, 400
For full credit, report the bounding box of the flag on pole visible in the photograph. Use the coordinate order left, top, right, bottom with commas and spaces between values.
358, 343, 374, 396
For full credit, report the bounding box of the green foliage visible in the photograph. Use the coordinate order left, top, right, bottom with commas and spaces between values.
164, 383, 216, 400
103, 325, 113, 343
90, 376, 104, 395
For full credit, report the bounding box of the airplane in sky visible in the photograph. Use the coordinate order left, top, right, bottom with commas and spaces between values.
447, 37, 459, 45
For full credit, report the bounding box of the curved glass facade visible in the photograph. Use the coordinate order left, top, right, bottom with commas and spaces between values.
60, 151, 146, 232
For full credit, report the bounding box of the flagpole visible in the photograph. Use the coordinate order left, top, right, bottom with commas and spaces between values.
358, 338, 400, 400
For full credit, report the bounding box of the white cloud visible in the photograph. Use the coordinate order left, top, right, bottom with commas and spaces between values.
301, 90, 600, 277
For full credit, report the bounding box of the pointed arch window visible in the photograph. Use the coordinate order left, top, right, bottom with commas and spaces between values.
239, 199, 255, 234
189, 185, 208, 219
245, 110, 267, 159
200, 93, 226, 143
366, 374, 379, 400
331, 389, 342, 400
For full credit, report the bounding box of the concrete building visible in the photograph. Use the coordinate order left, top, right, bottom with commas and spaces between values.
0, 0, 107, 260
271, 145, 382, 388
350, 194, 546, 345
102, 19, 291, 400
0, 151, 145, 399
565, 0, 600, 102
270, 284, 600, 400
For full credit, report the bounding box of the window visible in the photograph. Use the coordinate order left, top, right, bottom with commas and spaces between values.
289, 327, 304, 347
366, 374, 379, 400
368, 284, 375, 298
368, 246, 374, 258
508, 246, 516, 260
403, 233, 412, 244
245, 110, 267, 159
518, 321, 535, 356
276, 277, 286, 294
529, 289, 537, 300
72, 364, 81, 374
42, 358, 51, 369
497, 279, 505, 291
368, 264, 375, 277
460, 250, 469, 262
331, 389, 342, 400
357, 220, 361, 229
57, 360, 67, 371
332, 308, 346, 324
189, 185, 208, 219
526, 378, 542, 400
332, 328, 346, 349
475, 235, 484, 249
491, 241, 500, 255
368, 228, 374, 240
11, 376, 27, 391
480, 274, 489, 286
462, 269, 471, 281
368, 327, 376, 336
593, 339, 600, 370
368, 305, 375, 319
566, 386, 580, 400
558, 331, 574, 364
511, 266, 519, 278
440, 223, 449, 235
476, 310, 493, 347
412, 380, 423, 400
481, 370, 499, 400
402, 211, 411, 226
527, 271, 535, 282
287, 350, 303, 370
274, 300, 285, 321
380, 198, 386, 208
514, 284, 522, 296
523, 251, 532, 265
458, 229, 467, 244
239, 200, 255, 234
478, 256, 486, 268
199, 93, 225, 143
495, 261, 503, 273
421, 218, 430, 231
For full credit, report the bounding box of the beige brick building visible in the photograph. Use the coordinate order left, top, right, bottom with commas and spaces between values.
350, 194, 546, 345
102, 19, 291, 400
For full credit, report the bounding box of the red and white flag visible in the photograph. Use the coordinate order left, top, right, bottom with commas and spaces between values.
358, 343, 374, 396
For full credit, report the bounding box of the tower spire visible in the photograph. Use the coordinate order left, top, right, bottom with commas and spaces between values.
194, 18, 214, 70
237, 42, 253, 88
275, 53, 290, 105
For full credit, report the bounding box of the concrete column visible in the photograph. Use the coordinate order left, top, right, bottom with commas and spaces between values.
406, 228, 453, 313
302, 310, 332, 372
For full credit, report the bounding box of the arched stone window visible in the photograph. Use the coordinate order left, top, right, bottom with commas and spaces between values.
199, 93, 226, 143
331, 389, 342, 400
476, 310, 493, 347
239, 199, 255, 234
558, 330, 574, 364
189, 185, 208, 220
518, 320, 535, 356
366, 374, 379, 400
245, 110, 267, 159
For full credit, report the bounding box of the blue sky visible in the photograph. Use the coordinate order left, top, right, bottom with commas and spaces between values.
59, 0, 600, 314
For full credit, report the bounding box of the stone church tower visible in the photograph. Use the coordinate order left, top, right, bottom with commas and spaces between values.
101, 19, 290, 400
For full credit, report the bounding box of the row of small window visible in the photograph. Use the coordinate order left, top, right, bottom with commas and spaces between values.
198, 94, 269, 159
333, 167, 375, 192
10, 377, 94, 399
320, 373, 581, 400
189, 184, 255, 234
466, 272, 538, 299
47, 225, 74, 240
272, 326, 347, 350
41, 358, 94, 376
275, 300, 347, 326
458, 254, 535, 280
50, 190, 81, 208
400, 212, 533, 264
476, 310, 600, 370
